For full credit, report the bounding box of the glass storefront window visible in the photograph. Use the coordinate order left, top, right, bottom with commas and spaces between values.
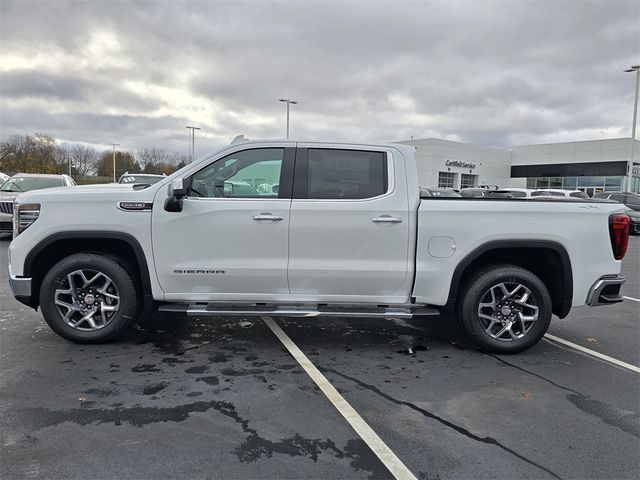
577, 176, 606, 188
526, 178, 536, 188
604, 176, 624, 191
536, 177, 549, 188
550, 177, 563, 188
563, 177, 577, 189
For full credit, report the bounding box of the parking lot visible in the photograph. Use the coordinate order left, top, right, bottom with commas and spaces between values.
1, 237, 638, 480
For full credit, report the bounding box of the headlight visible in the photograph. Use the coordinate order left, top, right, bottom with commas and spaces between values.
13, 203, 40, 237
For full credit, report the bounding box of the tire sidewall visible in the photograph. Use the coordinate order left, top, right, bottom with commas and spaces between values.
39, 253, 138, 343
460, 266, 552, 354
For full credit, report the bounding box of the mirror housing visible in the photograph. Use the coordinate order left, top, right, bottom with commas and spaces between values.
165, 177, 187, 212
168, 178, 187, 199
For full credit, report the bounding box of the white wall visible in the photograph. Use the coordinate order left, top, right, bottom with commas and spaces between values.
510, 138, 639, 166
396, 138, 512, 189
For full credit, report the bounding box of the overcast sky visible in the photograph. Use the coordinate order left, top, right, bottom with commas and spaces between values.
0, 0, 638, 156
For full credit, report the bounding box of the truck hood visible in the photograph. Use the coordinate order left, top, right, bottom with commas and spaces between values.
0, 191, 19, 203
13, 182, 162, 204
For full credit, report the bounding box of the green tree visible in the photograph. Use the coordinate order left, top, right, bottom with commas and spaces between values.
0, 133, 64, 174
95, 151, 139, 179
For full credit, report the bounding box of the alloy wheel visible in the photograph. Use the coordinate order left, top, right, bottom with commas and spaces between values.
54, 269, 120, 331
477, 282, 539, 341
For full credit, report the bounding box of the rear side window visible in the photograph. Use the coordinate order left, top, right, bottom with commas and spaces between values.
569, 191, 589, 199
508, 191, 527, 198
304, 149, 387, 199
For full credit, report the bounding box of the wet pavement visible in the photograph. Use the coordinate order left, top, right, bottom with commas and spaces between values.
1, 237, 638, 479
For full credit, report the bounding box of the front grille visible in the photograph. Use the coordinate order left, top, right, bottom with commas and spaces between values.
0, 221, 12, 231
0, 201, 14, 215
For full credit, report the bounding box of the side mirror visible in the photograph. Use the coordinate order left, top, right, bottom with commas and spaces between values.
168, 178, 187, 199
165, 177, 187, 212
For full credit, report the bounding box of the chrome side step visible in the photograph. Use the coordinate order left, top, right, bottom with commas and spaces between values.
157, 303, 440, 318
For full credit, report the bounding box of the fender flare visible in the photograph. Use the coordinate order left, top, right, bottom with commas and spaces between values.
24, 231, 153, 296
445, 240, 573, 318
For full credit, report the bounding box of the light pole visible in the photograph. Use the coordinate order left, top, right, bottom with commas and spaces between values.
624, 65, 640, 192
186, 126, 201, 162
278, 98, 298, 139
109, 143, 119, 182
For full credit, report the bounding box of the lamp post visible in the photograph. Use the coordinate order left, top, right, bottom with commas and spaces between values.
278, 98, 298, 139
624, 65, 640, 192
109, 143, 119, 183
186, 126, 201, 162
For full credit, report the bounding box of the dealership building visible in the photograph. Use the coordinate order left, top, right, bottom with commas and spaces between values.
396, 137, 640, 195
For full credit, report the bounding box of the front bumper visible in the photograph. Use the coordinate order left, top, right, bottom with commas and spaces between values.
0, 212, 12, 234
8, 264, 35, 308
586, 275, 625, 306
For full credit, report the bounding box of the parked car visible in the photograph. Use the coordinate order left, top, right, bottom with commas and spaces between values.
419, 187, 461, 198
460, 188, 514, 198
0, 173, 75, 235
118, 172, 166, 185
500, 188, 535, 198
8, 140, 629, 353
0, 172, 9, 184
593, 191, 640, 211
532, 189, 589, 199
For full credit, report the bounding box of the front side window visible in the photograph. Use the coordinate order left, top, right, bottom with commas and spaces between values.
305, 149, 387, 199
190, 148, 284, 198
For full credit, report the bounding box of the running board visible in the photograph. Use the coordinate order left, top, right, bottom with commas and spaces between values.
157, 303, 440, 318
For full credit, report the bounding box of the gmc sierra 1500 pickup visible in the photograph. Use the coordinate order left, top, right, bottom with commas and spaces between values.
7, 139, 631, 353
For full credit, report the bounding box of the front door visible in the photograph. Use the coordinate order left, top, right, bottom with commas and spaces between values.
152, 146, 295, 301
287, 146, 412, 303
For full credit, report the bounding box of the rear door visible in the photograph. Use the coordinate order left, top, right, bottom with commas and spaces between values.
287, 145, 412, 303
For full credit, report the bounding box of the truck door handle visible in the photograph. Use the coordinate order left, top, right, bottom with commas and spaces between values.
372, 216, 403, 224
253, 213, 283, 221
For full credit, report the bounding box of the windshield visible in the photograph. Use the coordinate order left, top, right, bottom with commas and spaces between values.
119, 175, 164, 185
1, 176, 66, 192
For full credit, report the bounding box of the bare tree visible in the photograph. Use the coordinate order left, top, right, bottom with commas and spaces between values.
69, 144, 99, 179
136, 148, 173, 173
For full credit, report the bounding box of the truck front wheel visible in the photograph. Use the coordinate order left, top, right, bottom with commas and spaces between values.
39, 253, 139, 343
458, 265, 552, 354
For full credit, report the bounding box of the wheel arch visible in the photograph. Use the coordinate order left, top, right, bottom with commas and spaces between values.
446, 240, 573, 319
23, 231, 154, 311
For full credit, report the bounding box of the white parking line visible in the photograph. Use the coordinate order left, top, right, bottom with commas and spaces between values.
623, 296, 640, 302
544, 333, 640, 374
262, 316, 417, 480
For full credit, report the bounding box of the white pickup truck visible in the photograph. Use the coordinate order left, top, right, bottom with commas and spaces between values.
7, 139, 631, 353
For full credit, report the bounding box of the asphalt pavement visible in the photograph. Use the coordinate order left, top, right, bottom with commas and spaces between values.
1, 237, 638, 480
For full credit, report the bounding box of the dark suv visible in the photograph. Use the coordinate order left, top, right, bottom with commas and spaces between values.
594, 192, 640, 234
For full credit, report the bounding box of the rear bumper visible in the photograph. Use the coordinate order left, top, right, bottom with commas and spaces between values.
586, 275, 625, 306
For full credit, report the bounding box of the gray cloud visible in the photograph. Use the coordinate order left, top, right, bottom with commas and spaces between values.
0, 0, 638, 156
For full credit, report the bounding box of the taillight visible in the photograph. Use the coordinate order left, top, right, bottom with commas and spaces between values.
609, 214, 630, 260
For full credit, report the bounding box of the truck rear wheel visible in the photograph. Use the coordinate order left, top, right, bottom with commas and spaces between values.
39, 253, 139, 343
458, 264, 552, 354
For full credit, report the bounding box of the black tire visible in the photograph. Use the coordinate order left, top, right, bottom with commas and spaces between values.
458, 264, 552, 354
39, 253, 139, 343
